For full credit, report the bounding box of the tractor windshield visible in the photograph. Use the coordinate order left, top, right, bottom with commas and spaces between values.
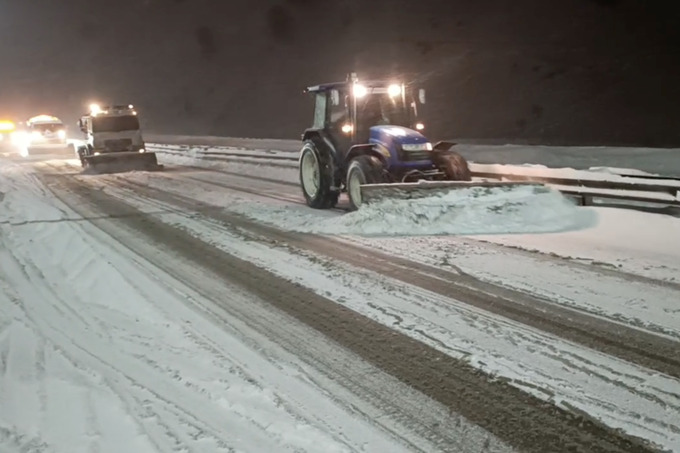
356, 92, 417, 130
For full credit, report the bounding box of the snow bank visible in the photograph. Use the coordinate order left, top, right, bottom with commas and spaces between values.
231, 185, 596, 237
475, 206, 680, 282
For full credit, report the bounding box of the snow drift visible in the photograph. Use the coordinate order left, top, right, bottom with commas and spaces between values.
231, 185, 597, 237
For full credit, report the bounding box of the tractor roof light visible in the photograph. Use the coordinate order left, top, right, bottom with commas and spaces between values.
388, 84, 402, 97
89, 103, 102, 115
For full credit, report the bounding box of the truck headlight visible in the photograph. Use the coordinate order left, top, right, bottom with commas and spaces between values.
388, 84, 402, 97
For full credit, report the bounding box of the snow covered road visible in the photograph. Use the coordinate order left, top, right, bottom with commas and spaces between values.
1, 161, 465, 452
1, 153, 679, 452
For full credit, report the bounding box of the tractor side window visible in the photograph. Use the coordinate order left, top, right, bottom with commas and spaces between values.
313, 93, 326, 129
327, 90, 348, 130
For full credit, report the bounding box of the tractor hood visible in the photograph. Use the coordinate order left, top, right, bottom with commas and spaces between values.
369, 125, 431, 148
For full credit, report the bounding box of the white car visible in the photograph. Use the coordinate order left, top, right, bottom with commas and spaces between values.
25, 115, 68, 147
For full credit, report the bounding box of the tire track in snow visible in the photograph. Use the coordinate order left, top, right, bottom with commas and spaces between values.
106, 174, 680, 380
38, 167, 659, 452
0, 249, 174, 453
110, 162, 680, 340
69, 170, 680, 451
150, 159, 680, 290
4, 162, 450, 453
38, 171, 510, 453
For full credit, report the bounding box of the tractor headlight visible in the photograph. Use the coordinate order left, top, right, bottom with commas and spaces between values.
402, 142, 433, 151
58, 130, 66, 139
31, 131, 42, 141
353, 84, 367, 98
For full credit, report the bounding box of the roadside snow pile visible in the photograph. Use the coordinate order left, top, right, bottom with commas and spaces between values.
232, 185, 596, 236
153, 145, 300, 184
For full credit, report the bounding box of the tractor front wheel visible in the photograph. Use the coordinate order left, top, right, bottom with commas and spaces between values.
299, 141, 338, 209
437, 151, 472, 181
346, 155, 385, 211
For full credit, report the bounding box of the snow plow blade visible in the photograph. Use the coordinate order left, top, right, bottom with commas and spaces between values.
83, 152, 162, 173
360, 180, 546, 204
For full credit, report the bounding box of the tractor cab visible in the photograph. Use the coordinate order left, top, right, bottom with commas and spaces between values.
304, 73, 427, 156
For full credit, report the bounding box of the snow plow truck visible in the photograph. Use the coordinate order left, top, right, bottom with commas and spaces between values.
75, 103, 160, 173
299, 73, 528, 210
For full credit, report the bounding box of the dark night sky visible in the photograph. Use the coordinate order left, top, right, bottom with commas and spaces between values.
1, 0, 679, 146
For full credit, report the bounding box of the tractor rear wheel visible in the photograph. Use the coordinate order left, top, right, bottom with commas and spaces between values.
438, 151, 472, 181
299, 140, 338, 209
346, 155, 385, 211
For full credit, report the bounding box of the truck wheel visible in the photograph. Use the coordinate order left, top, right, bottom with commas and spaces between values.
299, 140, 338, 209
438, 151, 471, 181
346, 155, 385, 211
76, 146, 89, 168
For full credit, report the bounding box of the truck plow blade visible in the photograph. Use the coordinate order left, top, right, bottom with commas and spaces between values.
360, 181, 547, 205
83, 152, 162, 173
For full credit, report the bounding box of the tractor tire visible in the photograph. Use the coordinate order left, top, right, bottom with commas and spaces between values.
346, 155, 385, 211
438, 151, 472, 181
299, 140, 339, 209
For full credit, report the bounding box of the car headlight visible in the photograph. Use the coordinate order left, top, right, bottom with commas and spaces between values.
401, 142, 432, 151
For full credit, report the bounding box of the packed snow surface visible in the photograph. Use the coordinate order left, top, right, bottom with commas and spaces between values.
95, 175, 680, 451
0, 163, 418, 453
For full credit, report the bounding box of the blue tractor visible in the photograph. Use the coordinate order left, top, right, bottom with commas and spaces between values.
299, 73, 472, 210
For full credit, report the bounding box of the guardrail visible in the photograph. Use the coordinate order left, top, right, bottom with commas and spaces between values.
147, 143, 680, 209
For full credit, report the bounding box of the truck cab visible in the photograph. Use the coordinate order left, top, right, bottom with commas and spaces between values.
78, 104, 146, 154
75, 103, 159, 172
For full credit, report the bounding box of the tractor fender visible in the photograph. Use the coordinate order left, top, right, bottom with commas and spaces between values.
301, 129, 342, 189
302, 129, 340, 165
345, 144, 388, 167
432, 140, 457, 152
